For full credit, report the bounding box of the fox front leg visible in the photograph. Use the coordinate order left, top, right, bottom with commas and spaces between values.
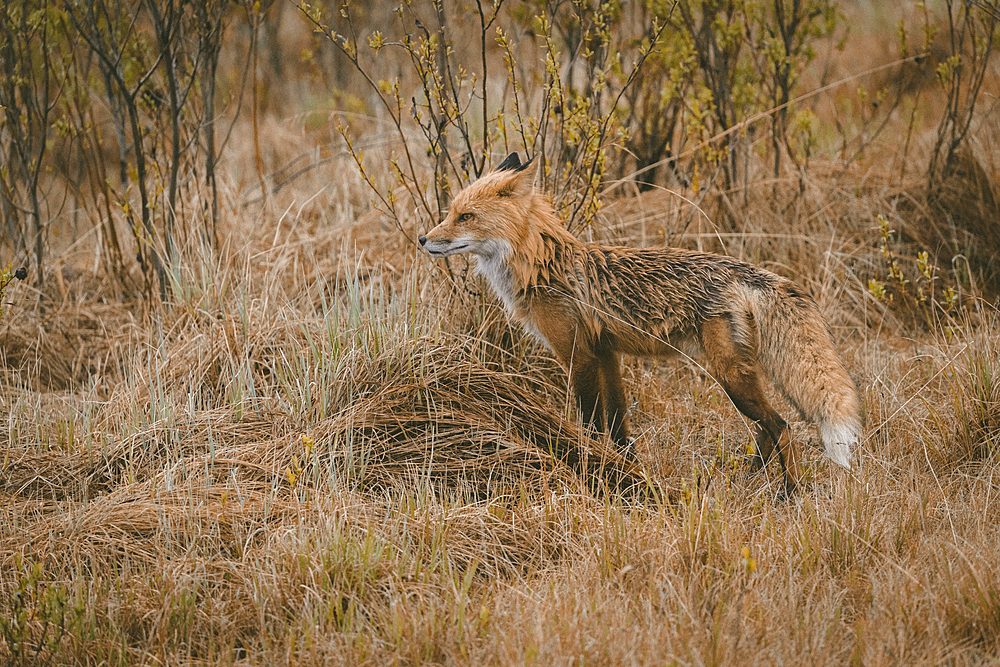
598, 351, 633, 458
570, 355, 606, 434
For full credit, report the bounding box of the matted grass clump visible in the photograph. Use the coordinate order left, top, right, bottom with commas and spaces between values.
2, 336, 641, 507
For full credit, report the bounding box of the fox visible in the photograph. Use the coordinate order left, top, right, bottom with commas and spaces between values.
419, 152, 862, 493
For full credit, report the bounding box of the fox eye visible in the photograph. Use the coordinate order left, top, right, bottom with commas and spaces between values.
457, 212, 473, 222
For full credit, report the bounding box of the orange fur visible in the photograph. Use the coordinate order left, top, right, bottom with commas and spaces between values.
421, 153, 862, 493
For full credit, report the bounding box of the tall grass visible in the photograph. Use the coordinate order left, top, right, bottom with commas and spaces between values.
4, 140, 1000, 661
2, 1, 1000, 664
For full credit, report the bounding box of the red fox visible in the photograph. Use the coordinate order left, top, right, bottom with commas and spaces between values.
420, 153, 862, 493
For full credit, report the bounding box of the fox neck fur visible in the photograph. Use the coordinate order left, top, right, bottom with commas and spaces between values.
471, 198, 582, 341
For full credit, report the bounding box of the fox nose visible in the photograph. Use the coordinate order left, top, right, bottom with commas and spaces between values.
418, 236, 427, 246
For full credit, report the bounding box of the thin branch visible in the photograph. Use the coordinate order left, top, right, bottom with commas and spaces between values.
612, 53, 928, 193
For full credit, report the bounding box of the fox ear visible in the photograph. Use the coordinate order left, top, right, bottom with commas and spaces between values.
514, 154, 536, 174
495, 155, 537, 198
495, 152, 535, 174
496, 152, 522, 172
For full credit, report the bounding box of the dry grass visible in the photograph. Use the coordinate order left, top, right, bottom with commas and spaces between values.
4, 48, 1000, 667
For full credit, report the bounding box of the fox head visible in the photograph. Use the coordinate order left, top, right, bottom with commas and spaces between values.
419, 152, 538, 260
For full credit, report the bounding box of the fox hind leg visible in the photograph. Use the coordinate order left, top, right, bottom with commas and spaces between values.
700, 317, 799, 493
748, 422, 776, 469
722, 372, 796, 491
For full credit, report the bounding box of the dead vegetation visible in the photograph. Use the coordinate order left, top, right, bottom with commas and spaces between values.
3, 1, 1000, 665
4, 162, 1000, 663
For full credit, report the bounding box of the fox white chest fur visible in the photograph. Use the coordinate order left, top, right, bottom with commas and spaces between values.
473, 242, 553, 350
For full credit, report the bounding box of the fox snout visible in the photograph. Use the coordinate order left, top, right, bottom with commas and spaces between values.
419, 222, 470, 258
419, 229, 442, 255
419, 229, 445, 254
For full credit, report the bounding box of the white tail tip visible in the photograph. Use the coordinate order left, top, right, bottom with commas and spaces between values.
820, 422, 858, 470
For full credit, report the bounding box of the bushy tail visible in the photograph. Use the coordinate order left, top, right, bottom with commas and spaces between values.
748, 282, 862, 469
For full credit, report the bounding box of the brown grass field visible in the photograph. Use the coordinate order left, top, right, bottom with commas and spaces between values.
2, 1, 1000, 664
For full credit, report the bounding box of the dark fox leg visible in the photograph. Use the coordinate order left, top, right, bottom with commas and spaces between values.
569, 354, 605, 434
749, 422, 776, 468
548, 331, 605, 435
701, 317, 799, 493
598, 351, 633, 457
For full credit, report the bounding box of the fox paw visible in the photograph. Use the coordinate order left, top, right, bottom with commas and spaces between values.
744, 443, 766, 472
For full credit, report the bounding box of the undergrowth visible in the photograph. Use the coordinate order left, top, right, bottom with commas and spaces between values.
2, 1, 1000, 664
